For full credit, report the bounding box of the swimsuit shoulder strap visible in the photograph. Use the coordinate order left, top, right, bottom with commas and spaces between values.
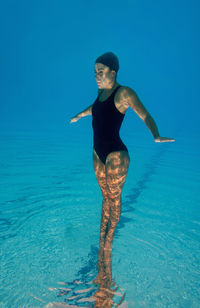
114, 85, 121, 92
112, 85, 121, 98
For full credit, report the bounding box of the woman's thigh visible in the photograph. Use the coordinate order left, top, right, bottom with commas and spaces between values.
93, 149, 107, 197
105, 151, 130, 198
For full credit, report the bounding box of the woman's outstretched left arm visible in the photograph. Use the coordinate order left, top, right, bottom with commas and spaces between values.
123, 87, 175, 143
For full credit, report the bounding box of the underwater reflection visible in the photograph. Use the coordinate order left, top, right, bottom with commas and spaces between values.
42, 242, 126, 307
93, 243, 126, 307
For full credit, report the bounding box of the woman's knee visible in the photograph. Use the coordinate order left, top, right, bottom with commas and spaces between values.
102, 190, 110, 201
106, 189, 121, 203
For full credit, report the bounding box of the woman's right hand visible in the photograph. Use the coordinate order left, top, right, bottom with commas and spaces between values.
70, 115, 80, 123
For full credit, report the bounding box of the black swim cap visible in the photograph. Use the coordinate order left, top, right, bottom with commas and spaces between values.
95, 52, 119, 73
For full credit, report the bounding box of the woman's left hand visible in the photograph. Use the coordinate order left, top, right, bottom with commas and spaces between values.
155, 137, 175, 142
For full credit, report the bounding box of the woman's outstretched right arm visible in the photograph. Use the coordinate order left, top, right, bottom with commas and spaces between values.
70, 104, 93, 123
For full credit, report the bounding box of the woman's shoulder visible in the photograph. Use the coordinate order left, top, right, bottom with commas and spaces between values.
117, 85, 137, 98
118, 84, 136, 92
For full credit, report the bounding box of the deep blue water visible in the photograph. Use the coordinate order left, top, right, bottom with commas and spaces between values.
1, 0, 200, 307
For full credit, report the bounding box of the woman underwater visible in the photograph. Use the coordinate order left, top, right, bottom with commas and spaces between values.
70, 52, 175, 303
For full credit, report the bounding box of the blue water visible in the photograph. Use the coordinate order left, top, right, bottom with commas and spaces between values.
1, 0, 200, 307
0, 129, 200, 307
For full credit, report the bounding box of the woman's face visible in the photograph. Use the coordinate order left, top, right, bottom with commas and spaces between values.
94, 63, 115, 89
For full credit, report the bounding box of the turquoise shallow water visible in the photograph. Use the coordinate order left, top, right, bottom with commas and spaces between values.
0, 130, 200, 307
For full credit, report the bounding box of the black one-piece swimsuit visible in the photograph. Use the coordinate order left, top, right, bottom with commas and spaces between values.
92, 85, 128, 164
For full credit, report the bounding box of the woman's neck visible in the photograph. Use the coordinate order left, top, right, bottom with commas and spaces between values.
103, 81, 119, 92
